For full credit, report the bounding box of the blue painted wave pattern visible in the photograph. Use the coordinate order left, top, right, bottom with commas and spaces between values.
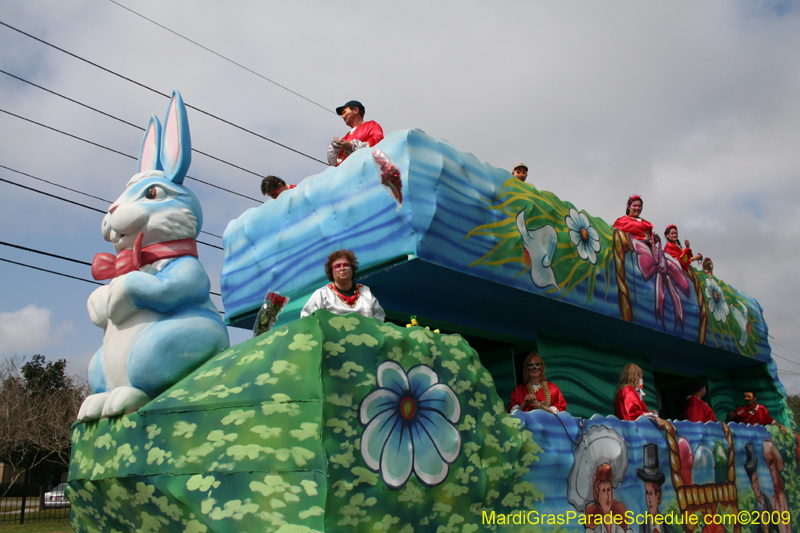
221, 129, 770, 362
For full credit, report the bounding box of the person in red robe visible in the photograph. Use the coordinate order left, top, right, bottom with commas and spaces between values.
663, 225, 703, 271
684, 380, 717, 423
508, 352, 567, 414
327, 100, 384, 166
614, 363, 664, 428
612, 195, 655, 243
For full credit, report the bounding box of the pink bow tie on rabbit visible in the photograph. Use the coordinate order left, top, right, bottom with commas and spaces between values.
91, 232, 198, 280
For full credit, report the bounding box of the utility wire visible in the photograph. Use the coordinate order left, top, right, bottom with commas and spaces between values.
0, 20, 328, 165
0, 163, 111, 204
0, 246, 222, 297
1, 255, 224, 301
0, 68, 142, 130
0, 68, 268, 180
1, 108, 132, 159
770, 339, 800, 355
0, 108, 262, 202
0, 164, 222, 239
0, 257, 104, 286
0, 241, 91, 266
0, 176, 106, 214
0, 175, 223, 250
108, 0, 335, 116
772, 352, 800, 367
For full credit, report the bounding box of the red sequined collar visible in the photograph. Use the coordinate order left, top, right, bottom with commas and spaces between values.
330, 283, 361, 307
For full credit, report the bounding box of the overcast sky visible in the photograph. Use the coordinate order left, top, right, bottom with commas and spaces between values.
2, 1, 800, 395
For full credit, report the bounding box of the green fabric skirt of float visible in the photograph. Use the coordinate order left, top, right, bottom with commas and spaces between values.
68, 310, 541, 532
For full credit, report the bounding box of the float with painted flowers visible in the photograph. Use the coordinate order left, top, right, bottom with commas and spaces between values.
68, 102, 800, 532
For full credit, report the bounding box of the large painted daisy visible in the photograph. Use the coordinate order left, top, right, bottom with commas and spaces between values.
704, 278, 730, 323
358, 361, 461, 489
565, 208, 601, 264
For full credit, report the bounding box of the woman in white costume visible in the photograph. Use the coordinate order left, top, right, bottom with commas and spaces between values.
300, 249, 386, 321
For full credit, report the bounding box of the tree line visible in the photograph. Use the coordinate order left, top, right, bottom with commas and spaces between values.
0, 355, 87, 496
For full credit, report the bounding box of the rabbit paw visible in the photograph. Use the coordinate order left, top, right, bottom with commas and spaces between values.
77, 392, 111, 422
107, 278, 139, 324
87, 286, 109, 328
101, 386, 152, 418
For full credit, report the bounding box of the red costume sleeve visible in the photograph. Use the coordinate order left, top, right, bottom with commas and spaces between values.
614, 386, 649, 421
685, 396, 717, 423
360, 121, 384, 147
757, 405, 775, 425
612, 216, 654, 241
665, 242, 693, 270
508, 383, 531, 413
664, 242, 683, 260
733, 404, 774, 425
547, 382, 568, 412
335, 121, 385, 166
343, 121, 384, 147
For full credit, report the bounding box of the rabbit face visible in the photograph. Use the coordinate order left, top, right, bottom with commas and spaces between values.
102, 170, 202, 251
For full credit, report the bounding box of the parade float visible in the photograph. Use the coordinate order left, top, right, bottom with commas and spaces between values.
67, 92, 800, 533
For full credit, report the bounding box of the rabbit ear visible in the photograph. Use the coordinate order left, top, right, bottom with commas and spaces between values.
160, 89, 192, 185
137, 115, 163, 173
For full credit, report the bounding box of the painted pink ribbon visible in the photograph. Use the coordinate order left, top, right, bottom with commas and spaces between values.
631, 238, 691, 329
91, 232, 198, 280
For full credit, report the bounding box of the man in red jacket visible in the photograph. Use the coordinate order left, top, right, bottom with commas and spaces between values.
327, 100, 384, 166
729, 391, 786, 432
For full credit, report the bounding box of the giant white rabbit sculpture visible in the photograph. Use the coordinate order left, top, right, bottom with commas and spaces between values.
78, 90, 230, 421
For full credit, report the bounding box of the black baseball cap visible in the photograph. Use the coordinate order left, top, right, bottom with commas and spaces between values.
336, 100, 365, 116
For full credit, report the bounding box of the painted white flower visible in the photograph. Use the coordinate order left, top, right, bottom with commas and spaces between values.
565, 208, 601, 264
359, 361, 461, 489
730, 303, 750, 346
704, 278, 730, 323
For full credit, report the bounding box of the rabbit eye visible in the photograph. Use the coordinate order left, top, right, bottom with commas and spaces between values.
145, 186, 165, 200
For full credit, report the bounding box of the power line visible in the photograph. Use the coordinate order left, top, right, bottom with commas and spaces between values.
0, 20, 328, 165
0, 68, 142, 130
0, 175, 223, 250
1, 108, 133, 159
770, 339, 800, 355
1, 108, 262, 202
0, 68, 269, 180
108, 0, 334, 116
0, 163, 112, 204
0, 255, 223, 298
0, 241, 91, 266
772, 352, 800, 367
0, 165, 222, 239
0, 256, 103, 286
0, 176, 106, 214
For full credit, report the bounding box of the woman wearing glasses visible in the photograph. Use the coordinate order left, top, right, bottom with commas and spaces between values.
508, 352, 567, 414
300, 249, 385, 321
